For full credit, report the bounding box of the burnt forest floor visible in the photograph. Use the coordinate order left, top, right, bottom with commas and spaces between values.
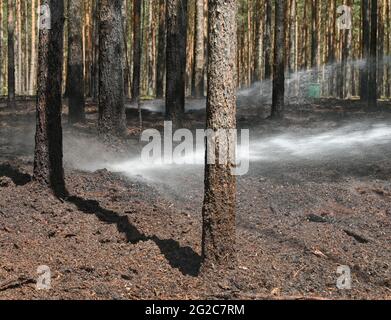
0, 97, 391, 300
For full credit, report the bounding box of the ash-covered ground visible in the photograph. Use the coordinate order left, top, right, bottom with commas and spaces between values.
0, 97, 390, 300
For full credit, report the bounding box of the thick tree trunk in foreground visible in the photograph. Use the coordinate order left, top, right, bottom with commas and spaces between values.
131, 0, 142, 103
67, 0, 85, 124
192, 0, 205, 98
368, 0, 377, 109
271, 0, 286, 119
156, 0, 166, 98
7, 0, 16, 108
166, 0, 188, 129
98, 0, 126, 136
33, 0, 65, 195
201, 0, 237, 274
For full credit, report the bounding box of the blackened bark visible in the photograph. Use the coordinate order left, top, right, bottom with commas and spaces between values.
7, 0, 16, 108
67, 0, 85, 124
201, 0, 237, 274
33, 0, 65, 195
98, 0, 126, 136
271, 0, 286, 119
192, 0, 205, 98
368, 0, 378, 109
166, 0, 188, 129
156, 0, 166, 98
264, 0, 272, 79
131, 0, 142, 103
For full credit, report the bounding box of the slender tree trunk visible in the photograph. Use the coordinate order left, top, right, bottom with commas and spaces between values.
378, 0, 384, 98
33, 0, 65, 195
311, 0, 318, 80
131, 0, 142, 102
368, 0, 377, 109
328, 0, 336, 97
192, 0, 205, 97
302, 0, 308, 70
98, 0, 126, 136
361, 0, 370, 101
252, 0, 262, 82
0, 0, 3, 92
271, 0, 286, 119
16, 0, 21, 94
67, 0, 85, 123
264, 0, 272, 79
201, 0, 237, 274
7, 0, 16, 108
288, 0, 296, 74
92, 0, 99, 101
165, 0, 187, 129
156, 0, 166, 98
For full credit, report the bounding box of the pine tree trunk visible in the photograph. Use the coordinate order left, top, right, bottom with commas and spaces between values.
252, 0, 262, 82
311, 0, 318, 79
131, 0, 142, 102
327, 0, 336, 97
378, 0, 384, 98
288, 0, 296, 74
0, 0, 3, 92
98, 0, 126, 136
33, 0, 65, 195
7, 0, 16, 108
368, 0, 377, 109
156, 0, 166, 98
271, 0, 286, 119
201, 0, 237, 275
192, 0, 205, 97
361, 0, 370, 101
92, 0, 99, 101
67, 0, 85, 124
16, 0, 21, 94
165, 0, 187, 129
263, 0, 272, 79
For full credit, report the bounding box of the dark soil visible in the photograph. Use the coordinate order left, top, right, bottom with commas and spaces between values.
0, 98, 390, 300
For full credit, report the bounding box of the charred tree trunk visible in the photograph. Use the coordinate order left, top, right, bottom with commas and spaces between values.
201, 0, 237, 275
165, 0, 187, 129
264, 0, 272, 80
271, 0, 286, 119
368, 0, 377, 109
67, 0, 85, 124
7, 0, 16, 108
156, 0, 166, 98
192, 0, 205, 98
33, 0, 65, 195
98, 0, 126, 136
361, 0, 370, 101
131, 0, 142, 103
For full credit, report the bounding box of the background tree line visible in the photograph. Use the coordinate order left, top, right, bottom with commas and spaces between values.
0, 0, 390, 101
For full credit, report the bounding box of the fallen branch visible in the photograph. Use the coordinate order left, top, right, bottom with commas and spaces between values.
0, 275, 35, 292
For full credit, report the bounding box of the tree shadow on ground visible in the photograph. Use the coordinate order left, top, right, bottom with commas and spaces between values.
0, 163, 32, 186
67, 196, 201, 276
